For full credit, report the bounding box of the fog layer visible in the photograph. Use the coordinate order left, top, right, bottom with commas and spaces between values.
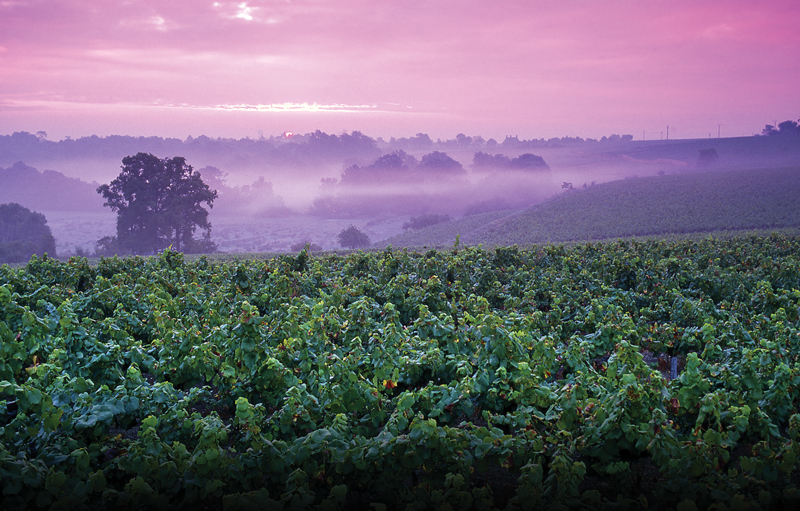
2, 129, 798, 254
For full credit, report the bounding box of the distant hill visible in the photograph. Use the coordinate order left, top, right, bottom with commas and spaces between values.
0, 162, 105, 212
379, 166, 800, 248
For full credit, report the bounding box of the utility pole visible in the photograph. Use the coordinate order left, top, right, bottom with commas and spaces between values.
667, 126, 669, 140
718, 124, 721, 138
643, 131, 645, 141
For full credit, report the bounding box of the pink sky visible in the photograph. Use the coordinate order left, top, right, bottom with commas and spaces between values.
1, 0, 799, 141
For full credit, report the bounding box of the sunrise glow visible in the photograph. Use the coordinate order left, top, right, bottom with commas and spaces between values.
0, 0, 798, 140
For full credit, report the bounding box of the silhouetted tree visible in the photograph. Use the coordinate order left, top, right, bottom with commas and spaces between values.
417, 151, 465, 175
340, 151, 415, 185
456, 133, 473, 147
763, 119, 800, 136
337, 225, 371, 249
697, 148, 719, 166
472, 151, 511, 171
509, 153, 550, 171
95, 236, 120, 257
388, 133, 432, 150
778, 120, 800, 135
306, 130, 379, 158
97, 153, 217, 255
473, 152, 548, 172
0, 203, 56, 263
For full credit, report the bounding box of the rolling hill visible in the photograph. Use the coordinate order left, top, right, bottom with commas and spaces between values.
379, 165, 800, 248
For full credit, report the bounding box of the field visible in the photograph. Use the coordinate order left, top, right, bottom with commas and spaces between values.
383, 166, 800, 249
2, 235, 800, 510
28, 134, 799, 258
41, 213, 409, 257
42, 164, 800, 259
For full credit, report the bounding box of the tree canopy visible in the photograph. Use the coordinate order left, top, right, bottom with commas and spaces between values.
417, 151, 465, 175
97, 153, 217, 255
472, 152, 549, 172
762, 119, 800, 136
0, 202, 56, 263
337, 225, 371, 249
339, 151, 417, 185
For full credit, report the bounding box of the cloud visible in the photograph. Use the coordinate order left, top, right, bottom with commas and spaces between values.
0, 98, 392, 115
235, 2, 253, 21
212, 1, 277, 23
149, 16, 168, 31
152, 102, 417, 115
211, 102, 378, 112
118, 13, 178, 31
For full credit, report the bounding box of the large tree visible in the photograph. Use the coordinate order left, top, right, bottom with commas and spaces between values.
97, 153, 217, 255
0, 203, 56, 263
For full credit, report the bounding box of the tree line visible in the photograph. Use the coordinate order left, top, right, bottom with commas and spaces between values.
0, 129, 636, 172
762, 118, 800, 136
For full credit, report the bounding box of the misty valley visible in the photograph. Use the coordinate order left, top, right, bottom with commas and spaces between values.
2, 125, 799, 262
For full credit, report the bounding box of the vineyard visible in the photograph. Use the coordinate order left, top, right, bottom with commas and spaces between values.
2, 235, 800, 510
383, 166, 800, 249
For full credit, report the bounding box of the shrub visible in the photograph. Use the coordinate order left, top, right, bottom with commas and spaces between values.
0, 203, 57, 263
697, 148, 719, 167
337, 225, 371, 249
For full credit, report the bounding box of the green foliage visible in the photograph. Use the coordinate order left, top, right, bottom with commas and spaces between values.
0, 203, 57, 263
1, 236, 800, 509
290, 240, 323, 252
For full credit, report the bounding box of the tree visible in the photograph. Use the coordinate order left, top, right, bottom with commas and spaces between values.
762, 119, 800, 136
697, 148, 719, 166
0, 203, 56, 263
417, 151, 465, 175
97, 153, 218, 255
508, 153, 550, 171
339, 151, 416, 185
777, 120, 800, 135
337, 225, 371, 249
472, 151, 511, 171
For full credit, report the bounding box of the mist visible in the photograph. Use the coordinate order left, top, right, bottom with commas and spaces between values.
1, 127, 798, 255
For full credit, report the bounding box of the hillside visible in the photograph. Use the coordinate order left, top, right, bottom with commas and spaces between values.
379, 166, 800, 248
0, 162, 105, 213
4, 132, 798, 257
